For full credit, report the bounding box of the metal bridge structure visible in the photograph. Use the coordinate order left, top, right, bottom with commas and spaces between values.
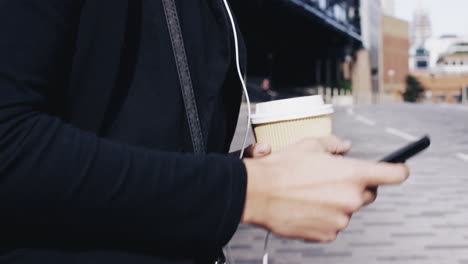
235, 0, 363, 91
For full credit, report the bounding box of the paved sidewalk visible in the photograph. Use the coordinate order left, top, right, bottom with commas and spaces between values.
228, 103, 468, 264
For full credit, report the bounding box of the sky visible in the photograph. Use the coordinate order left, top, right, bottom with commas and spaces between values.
392, 0, 468, 37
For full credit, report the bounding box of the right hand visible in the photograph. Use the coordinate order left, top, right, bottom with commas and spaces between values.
242, 137, 409, 243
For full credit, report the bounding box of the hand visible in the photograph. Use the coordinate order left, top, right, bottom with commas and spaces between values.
233, 135, 351, 158
244, 143, 272, 158
231, 143, 272, 159
242, 138, 409, 243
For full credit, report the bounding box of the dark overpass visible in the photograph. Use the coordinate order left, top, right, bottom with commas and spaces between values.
235, 0, 362, 90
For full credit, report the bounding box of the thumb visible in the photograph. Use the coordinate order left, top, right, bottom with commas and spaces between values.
359, 162, 410, 186
248, 143, 272, 158
318, 136, 352, 154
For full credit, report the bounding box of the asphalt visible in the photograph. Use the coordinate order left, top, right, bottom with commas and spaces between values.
228, 103, 468, 264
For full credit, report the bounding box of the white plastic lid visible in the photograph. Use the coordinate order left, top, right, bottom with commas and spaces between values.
251, 95, 334, 124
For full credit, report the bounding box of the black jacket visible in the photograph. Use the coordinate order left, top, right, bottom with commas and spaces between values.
0, 0, 257, 263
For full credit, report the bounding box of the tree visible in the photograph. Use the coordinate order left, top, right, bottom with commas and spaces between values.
403, 75, 425, 102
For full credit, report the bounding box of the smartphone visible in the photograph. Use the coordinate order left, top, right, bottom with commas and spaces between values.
379, 136, 431, 163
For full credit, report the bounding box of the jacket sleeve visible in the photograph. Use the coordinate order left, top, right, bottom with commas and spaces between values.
0, 0, 247, 254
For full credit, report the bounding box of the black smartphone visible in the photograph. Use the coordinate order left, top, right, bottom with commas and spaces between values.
379, 136, 431, 163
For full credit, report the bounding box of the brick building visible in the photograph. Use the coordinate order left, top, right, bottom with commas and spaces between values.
412, 40, 468, 104
380, 15, 410, 102
415, 74, 468, 103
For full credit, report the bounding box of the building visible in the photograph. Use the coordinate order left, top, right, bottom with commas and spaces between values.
416, 74, 468, 103
414, 40, 468, 103
434, 42, 468, 76
410, 46, 430, 72
356, 0, 411, 103
436, 51, 468, 76
381, 0, 395, 16
423, 35, 468, 72
409, 2, 432, 72
410, 2, 432, 48
380, 15, 410, 101
360, 0, 383, 102
351, 49, 373, 103
405, 3, 468, 104
235, 0, 362, 95
447, 41, 468, 54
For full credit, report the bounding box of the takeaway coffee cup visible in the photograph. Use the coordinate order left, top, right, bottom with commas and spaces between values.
251, 95, 334, 152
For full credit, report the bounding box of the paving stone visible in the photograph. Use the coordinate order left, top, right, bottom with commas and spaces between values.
347, 242, 395, 248
376, 255, 428, 261
301, 251, 353, 258
391, 232, 435, 237
425, 244, 468, 250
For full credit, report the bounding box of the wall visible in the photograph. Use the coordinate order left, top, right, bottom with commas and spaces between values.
352, 49, 373, 104
416, 74, 468, 103
381, 15, 410, 101
424, 36, 468, 70
360, 0, 382, 96
436, 54, 468, 76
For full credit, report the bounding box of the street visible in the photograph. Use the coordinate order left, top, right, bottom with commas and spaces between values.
228, 103, 468, 264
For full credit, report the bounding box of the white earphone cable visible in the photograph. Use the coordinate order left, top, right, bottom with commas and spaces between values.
222, 2, 271, 264
221, 1, 254, 264
221, 0, 251, 160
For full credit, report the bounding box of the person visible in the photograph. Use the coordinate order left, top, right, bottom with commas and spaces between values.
0, 0, 409, 263
260, 78, 271, 91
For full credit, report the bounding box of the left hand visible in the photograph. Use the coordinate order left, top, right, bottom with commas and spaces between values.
231, 143, 272, 158
233, 135, 353, 159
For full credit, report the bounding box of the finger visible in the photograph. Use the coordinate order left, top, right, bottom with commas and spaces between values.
356, 162, 409, 186
273, 205, 346, 242
362, 188, 378, 206
318, 136, 352, 154
284, 229, 334, 243
283, 185, 364, 214
248, 143, 271, 158
303, 231, 339, 244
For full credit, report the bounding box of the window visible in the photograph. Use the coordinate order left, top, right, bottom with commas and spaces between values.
417, 60, 428, 68
333, 5, 346, 22
319, 0, 327, 9
348, 7, 355, 20
416, 48, 428, 56
425, 91, 433, 99
438, 94, 446, 101
453, 94, 462, 102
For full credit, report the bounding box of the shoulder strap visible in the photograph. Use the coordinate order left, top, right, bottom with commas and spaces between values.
161, 0, 206, 154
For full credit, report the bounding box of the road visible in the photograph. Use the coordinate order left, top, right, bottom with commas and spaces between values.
228, 103, 468, 264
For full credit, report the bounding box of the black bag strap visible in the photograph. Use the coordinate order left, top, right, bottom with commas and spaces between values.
162, 0, 206, 154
